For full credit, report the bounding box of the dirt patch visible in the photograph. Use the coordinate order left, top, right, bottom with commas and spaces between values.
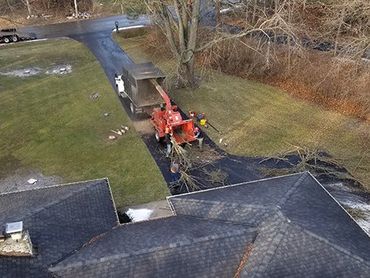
0, 67, 42, 77
133, 119, 155, 135
45, 64, 72, 75
0, 64, 73, 78
0, 168, 63, 194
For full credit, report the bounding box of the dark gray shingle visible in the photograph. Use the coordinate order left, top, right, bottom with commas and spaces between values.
3, 171, 370, 277
50, 216, 257, 278
281, 174, 370, 262
169, 172, 370, 277
243, 220, 370, 278
0, 179, 118, 278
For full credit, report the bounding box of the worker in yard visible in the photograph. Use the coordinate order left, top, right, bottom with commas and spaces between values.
196, 112, 208, 128
194, 127, 204, 150
164, 125, 172, 158
170, 160, 180, 183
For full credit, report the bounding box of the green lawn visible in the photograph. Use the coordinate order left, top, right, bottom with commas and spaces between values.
116, 34, 370, 188
0, 39, 168, 207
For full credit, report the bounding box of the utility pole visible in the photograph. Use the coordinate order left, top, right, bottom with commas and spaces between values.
74, 0, 79, 18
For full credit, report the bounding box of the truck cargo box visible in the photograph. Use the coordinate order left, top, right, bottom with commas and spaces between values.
121, 62, 165, 113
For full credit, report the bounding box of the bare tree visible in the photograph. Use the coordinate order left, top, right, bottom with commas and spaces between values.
146, 0, 201, 87
146, 0, 302, 87
23, 0, 32, 16
73, 0, 79, 16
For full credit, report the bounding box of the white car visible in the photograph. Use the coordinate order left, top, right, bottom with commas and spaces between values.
114, 74, 126, 97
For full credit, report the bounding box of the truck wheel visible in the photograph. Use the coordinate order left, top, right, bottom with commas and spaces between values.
3, 37, 10, 43
12, 35, 18, 42
130, 102, 136, 115
155, 131, 161, 143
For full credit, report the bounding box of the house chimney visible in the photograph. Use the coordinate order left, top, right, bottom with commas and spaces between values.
6, 221, 23, 240
0, 221, 33, 257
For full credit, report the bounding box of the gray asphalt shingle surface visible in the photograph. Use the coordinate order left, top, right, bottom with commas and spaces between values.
169, 172, 370, 277
281, 174, 370, 261
2, 172, 370, 277
50, 216, 257, 278
0, 179, 118, 278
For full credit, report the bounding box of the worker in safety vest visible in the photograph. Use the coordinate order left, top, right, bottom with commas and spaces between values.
196, 113, 208, 128
164, 125, 172, 158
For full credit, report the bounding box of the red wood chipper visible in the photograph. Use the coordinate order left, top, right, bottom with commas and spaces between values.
150, 79, 196, 144
115, 62, 196, 144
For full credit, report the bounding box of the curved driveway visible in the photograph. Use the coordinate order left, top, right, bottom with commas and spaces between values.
16, 15, 370, 233
18, 15, 267, 189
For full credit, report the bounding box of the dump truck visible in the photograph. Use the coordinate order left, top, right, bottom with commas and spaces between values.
115, 62, 196, 144
0, 28, 36, 44
115, 62, 165, 115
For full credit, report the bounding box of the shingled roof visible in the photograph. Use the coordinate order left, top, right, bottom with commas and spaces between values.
50, 216, 257, 277
168, 172, 370, 277
2, 172, 370, 277
0, 179, 118, 278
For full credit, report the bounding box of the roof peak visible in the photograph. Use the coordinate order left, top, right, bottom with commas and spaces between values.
167, 171, 307, 201
0, 178, 109, 197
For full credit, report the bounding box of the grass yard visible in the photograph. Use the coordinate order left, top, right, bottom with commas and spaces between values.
116, 34, 370, 188
0, 39, 168, 207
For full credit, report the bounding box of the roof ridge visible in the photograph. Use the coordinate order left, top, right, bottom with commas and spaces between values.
293, 221, 370, 268
177, 214, 259, 229
170, 197, 272, 210
0, 177, 109, 196
105, 178, 120, 225
50, 220, 254, 272
307, 172, 370, 239
167, 172, 307, 201
13, 180, 108, 225
276, 172, 308, 207
245, 212, 291, 276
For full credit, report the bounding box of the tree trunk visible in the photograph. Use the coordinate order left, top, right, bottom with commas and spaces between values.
24, 0, 32, 16
146, 0, 201, 88
252, 0, 257, 24
215, 0, 221, 27
183, 0, 200, 87
74, 0, 79, 17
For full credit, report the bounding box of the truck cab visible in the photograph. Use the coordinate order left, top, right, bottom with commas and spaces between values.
114, 74, 126, 97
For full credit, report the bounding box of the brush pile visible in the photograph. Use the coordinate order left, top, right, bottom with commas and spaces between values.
259, 144, 364, 188
168, 138, 228, 193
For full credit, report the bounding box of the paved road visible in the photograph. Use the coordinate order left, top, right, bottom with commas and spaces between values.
21, 15, 142, 80
20, 15, 149, 38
